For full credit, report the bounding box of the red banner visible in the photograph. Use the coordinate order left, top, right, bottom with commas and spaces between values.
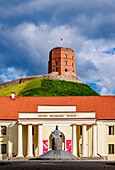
43, 140, 48, 153
66, 140, 71, 153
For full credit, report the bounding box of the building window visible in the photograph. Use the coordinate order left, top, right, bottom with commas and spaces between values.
32, 126, 34, 135
1, 144, 7, 154
80, 144, 82, 154
56, 67, 58, 72
1, 126, 6, 135
65, 69, 67, 72
55, 61, 57, 65
80, 126, 82, 135
108, 144, 114, 154
33, 144, 34, 155
109, 126, 114, 135
72, 63, 74, 67
72, 56, 74, 60
65, 61, 67, 65
65, 54, 67, 58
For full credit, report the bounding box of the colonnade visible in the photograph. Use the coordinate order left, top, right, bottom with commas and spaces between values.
17, 123, 98, 157
72, 124, 98, 157
17, 124, 42, 157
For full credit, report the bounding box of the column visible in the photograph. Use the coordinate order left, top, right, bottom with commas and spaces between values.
27, 124, 33, 157
82, 125, 87, 157
38, 124, 42, 155
92, 124, 98, 157
72, 124, 77, 156
8, 125, 12, 157
17, 124, 23, 157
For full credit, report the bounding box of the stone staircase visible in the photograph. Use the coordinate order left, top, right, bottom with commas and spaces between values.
7, 155, 106, 161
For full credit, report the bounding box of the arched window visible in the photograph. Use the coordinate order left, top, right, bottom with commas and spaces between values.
65, 61, 67, 65
55, 61, 57, 65
72, 63, 74, 67
65, 54, 67, 58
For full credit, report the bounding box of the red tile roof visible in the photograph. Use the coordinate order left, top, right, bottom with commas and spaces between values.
0, 96, 115, 120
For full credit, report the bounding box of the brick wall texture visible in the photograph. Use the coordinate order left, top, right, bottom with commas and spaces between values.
48, 47, 76, 76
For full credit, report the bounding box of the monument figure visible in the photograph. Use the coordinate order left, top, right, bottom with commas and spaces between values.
37, 125, 78, 160
52, 125, 62, 150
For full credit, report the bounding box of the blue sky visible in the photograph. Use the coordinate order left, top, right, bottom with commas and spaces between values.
0, 0, 115, 95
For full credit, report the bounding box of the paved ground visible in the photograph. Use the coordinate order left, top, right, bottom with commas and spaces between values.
0, 160, 115, 170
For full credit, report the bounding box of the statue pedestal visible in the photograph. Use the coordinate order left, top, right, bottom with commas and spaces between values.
36, 150, 79, 160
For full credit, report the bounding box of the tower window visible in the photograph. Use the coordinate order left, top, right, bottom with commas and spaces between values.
55, 61, 57, 65
72, 63, 74, 67
72, 56, 74, 60
109, 126, 114, 135
65, 54, 67, 58
65, 69, 67, 72
56, 67, 58, 72
65, 61, 67, 65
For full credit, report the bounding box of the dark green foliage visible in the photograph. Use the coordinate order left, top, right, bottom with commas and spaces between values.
22, 79, 100, 96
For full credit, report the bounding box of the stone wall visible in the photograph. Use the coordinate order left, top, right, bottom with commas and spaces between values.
0, 72, 81, 89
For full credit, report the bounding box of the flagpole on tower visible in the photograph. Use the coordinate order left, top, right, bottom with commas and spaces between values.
61, 38, 63, 47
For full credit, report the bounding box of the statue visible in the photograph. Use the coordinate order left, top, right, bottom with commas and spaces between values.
37, 125, 78, 160
52, 125, 62, 150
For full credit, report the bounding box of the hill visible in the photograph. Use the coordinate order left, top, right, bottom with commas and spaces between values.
0, 79, 100, 96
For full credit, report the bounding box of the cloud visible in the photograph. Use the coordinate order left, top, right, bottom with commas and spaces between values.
1, 0, 115, 37
0, 67, 27, 83
0, 0, 115, 95
100, 87, 109, 95
0, 0, 57, 18
77, 39, 115, 94
0, 22, 115, 94
0, 23, 85, 77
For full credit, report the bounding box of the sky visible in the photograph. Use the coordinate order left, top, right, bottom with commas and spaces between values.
0, 0, 115, 95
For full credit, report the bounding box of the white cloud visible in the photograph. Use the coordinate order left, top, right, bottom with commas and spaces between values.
7, 23, 85, 65
0, 67, 27, 83
100, 87, 109, 95
77, 39, 115, 94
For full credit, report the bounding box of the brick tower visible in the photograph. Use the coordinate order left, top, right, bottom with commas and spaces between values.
48, 47, 76, 76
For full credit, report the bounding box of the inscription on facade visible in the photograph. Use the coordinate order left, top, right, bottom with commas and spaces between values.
50, 115, 64, 117
19, 112, 95, 119
37, 114, 78, 118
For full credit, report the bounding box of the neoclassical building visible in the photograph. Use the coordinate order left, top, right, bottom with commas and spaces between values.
0, 95, 115, 160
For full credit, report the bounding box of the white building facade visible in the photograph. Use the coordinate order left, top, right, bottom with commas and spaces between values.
0, 96, 115, 160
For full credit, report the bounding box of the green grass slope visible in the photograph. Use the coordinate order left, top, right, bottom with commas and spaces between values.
0, 78, 100, 96
0, 79, 41, 96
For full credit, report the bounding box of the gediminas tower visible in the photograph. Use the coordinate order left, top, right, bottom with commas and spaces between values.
48, 47, 76, 76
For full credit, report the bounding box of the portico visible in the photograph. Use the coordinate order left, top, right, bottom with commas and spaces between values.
16, 105, 98, 158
